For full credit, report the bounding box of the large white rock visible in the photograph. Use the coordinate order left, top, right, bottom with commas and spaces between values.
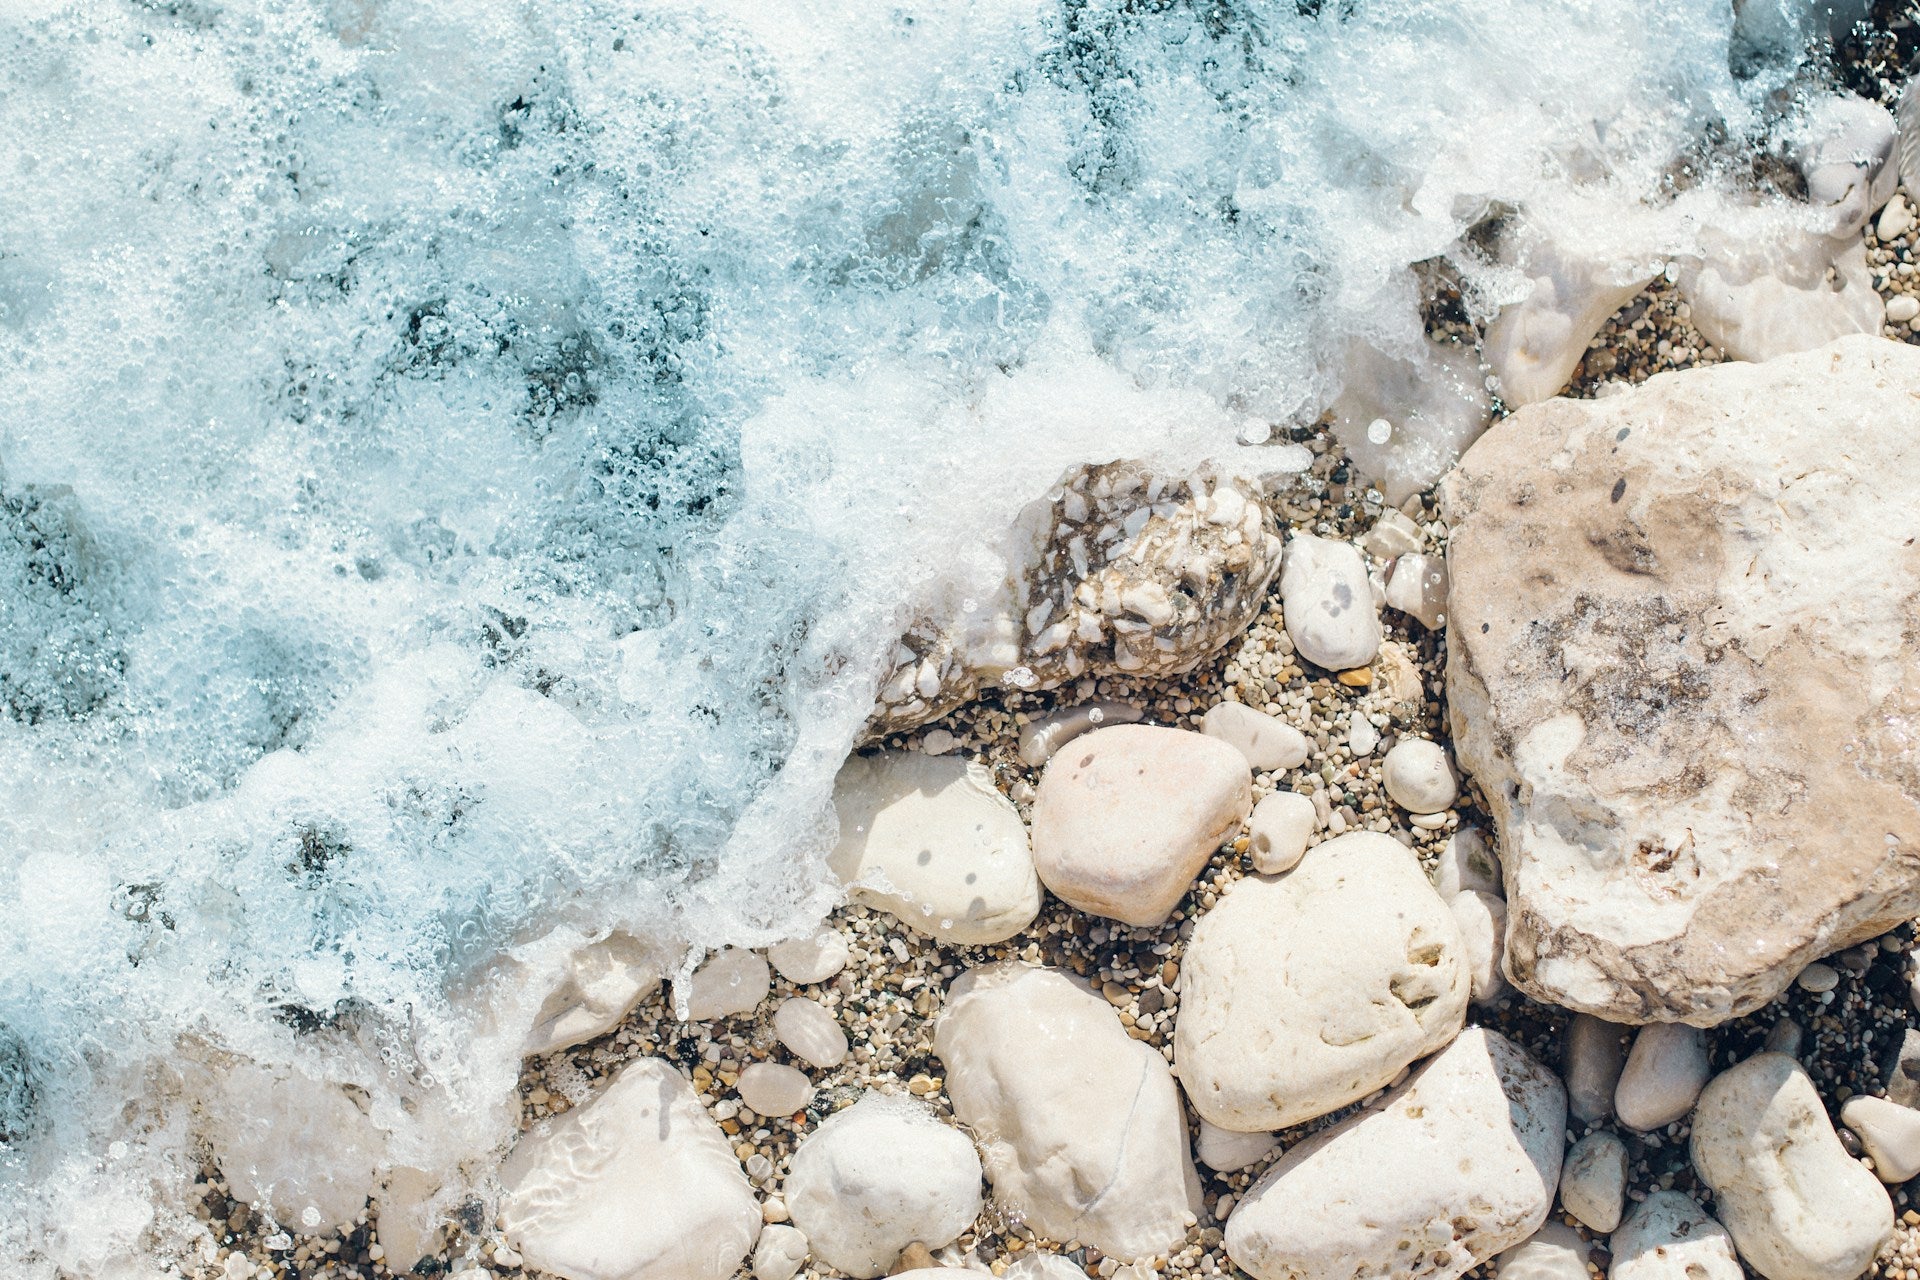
1681, 236, 1884, 365
1175, 832, 1468, 1131
500, 1058, 760, 1280
1691, 1053, 1892, 1280
1841, 1094, 1920, 1183
1609, 1192, 1743, 1280
1030, 725, 1250, 927
785, 1094, 983, 1279
1280, 533, 1381, 671
1614, 1024, 1710, 1132
932, 963, 1200, 1260
1559, 1130, 1626, 1233
1444, 338, 1920, 1024
829, 752, 1040, 945
1495, 1222, 1590, 1280
1224, 1028, 1566, 1280
1200, 702, 1310, 773
208, 1063, 385, 1233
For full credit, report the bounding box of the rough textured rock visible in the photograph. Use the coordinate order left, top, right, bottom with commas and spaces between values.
785, 1095, 983, 1279
522, 931, 664, 1057
1175, 832, 1468, 1131
1030, 725, 1250, 927
1444, 338, 1920, 1025
500, 1058, 760, 1280
1609, 1192, 1743, 1280
871, 462, 1283, 732
1245, 790, 1316, 875
1201, 702, 1310, 773
1280, 533, 1381, 672
932, 963, 1201, 1261
1691, 1053, 1892, 1280
1224, 1028, 1565, 1280
1495, 1223, 1590, 1280
1615, 1024, 1711, 1132
829, 752, 1040, 945
1559, 1131, 1626, 1233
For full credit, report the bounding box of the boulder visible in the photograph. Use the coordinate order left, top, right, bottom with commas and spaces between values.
500, 1058, 760, 1280
1444, 337, 1920, 1024
1280, 534, 1381, 672
1030, 725, 1250, 927
1691, 1053, 1892, 1280
932, 963, 1200, 1260
1609, 1191, 1742, 1280
1326, 338, 1492, 505
829, 752, 1040, 945
785, 1094, 983, 1278
1175, 832, 1468, 1131
1484, 241, 1655, 408
1224, 1028, 1565, 1280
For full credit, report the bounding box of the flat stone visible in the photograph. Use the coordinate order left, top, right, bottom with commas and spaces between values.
1175, 832, 1468, 1131
1563, 1014, 1632, 1124
738, 1063, 814, 1119
1615, 1024, 1710, 1133
1840, 1095, 1920, 1183
1795, 962, 1839, 994
1450, 890, 1509, 1005
1196, 1119, 1277, 1174
1224, 1028, 1566, 1280
1495, 1222, 1590, 1280
767, 929, 849, 985
1245, 791, 1317, 875
1031, 725, 1250, 927
785, 1094, 983, 1278
1433, 826, 1501, 899
1382, 738, 1457, 814
1691, 1053, 1893, 1280
1559, 1130, 1626, 1233
753, 1226, 809, 1280
1200, 702, 1310, 772
500, 1058, 759, 1280
1610, 1192, 1742, 1280
829, 752, 1041, 945
685, 947, 771, 1021
1443, 338, 1920, 1024
773, 997, 848, 1069
1280, 533, 1381, 671
933, 963, 1200, 1261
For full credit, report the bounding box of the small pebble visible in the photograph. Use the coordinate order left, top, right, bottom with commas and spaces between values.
1795, 962, 1839, 993
1381, 738, 1457, 814
738, 1063, 815, 1118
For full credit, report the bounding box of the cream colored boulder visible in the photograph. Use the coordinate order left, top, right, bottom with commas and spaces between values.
829, 752, 1040, 945
932, 963, 1200, 1260
1224, 1028, 1565, 1280
1609, 1192, 1742, 1280
1691, 1053, 1892, 1280
1444, 337, 1920, 1024
500, 1058, 759, 1280
1175, 832, 1468, 1131
1030, 725, 1250, 927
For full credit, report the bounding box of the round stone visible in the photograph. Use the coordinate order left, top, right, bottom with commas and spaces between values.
1381, 739, 1457, 814
768, 929, 850, 985
738, 1063, 815, 1119
773, 997, 848, 1070
1615, 1023, 1710, 1132
1246, 791, 1317, 875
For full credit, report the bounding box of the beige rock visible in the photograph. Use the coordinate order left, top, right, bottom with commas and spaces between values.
933, 963, 1200, 1260
1484, 241, 1655, 408
1495, 1222, 1590, 1280
1030, 725, 1250, 927
207, 1063, 384, 1233
752, 1225, 809, 1280
1196, 1119, 1277, 1174
1245, 790, 1316, 875
1017, 701, 1143, 767
501, 1058, 760, 1280
1434, 826, 1501, 900
1385, 551, 1450, 630
738, 1063, 814, 1118
1615, 1024, 1710, 1132
1451, 890, 1510, 1005
1444, 337, 1920, 1024
1201, 702, 1310, 773
1175, 832, 1468, 1131
774, 997, 848, 1069
685, 947, 771, 1021
1382, 738, 1457, 814
767, 929, 849, 985
1681, 238, 1883, 364
522, 931, 664, 1057
1326, 338, 1492, 505
1840, 1094, 1920, 1183
1280, 533, 1382, 672
1225, 1028, 1565, 1280
375, 1167, 445, 1272
1559, 1131, 1626, 1233
1691, 1053, 1892, 1280
1609, 1192, 1742, 1280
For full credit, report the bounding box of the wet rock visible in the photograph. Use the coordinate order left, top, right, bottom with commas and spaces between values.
1017, 701, 1143, 767
1280, 534, 1381, 672
1326, 338, 1492, 505
522, 931, 664, 1057
774, 997, 848, 1069
753, 1225, 810, 1280
685, 947, 771, 1021
1680, 235, 1882, 365
1609, 1191, 1742, 1280
1433, 826, 1501, 900
1484, 241, 1655, 408
209, 1063, 385, 1234
1384, 552, 1449, 630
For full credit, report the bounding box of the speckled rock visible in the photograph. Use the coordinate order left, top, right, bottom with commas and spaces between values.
1246, 791, 1317, 875
684, 947, 771, 1021
1031, 725, 1250, 927
1224, 1028, 1566, 1280
933, 963, 1200, 1261
829, 752, 1040, 945
1201, 701, 1310, 773
1280, 533, 1381, 672
1609, 1192, 1743, 1280
1444, 338, 1920, 1025
500, 1058, 759, 1280
1559, 1131, 1626, 1233
1691, 1053, 1892, 1280
785, 1094, 983, 1278
1495, 1222, 1590, 1280
1615, 1024, 1710, 1133
871, 462, 1283, 732
1176, 832, 1468, 1131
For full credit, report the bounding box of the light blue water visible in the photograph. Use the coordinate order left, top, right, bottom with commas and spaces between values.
0, 0, 1832, 1268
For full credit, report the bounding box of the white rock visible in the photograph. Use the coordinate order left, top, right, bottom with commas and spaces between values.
522, 931, 665, 1057
501, 1058, 759, 1280
1451, 890, 1509, 1005
1017, 701, 1144, 767
1888, 293, 1920, 327
1197, 1119, 1277, 1173
773, 998, 848, 1070
1609, 1192, 1742, 1280
1798, 95, 1898, 238
1382, 738, 1457, 814
785, 1094, 983, 1278
1175, 832, 1468, 1131
1327, 338, 1492, 505
1559, 1131, 1626, 1233
1564, 1014, 1632, 1125
738, 1063, 815, 1119
1200, 702, 1310, 772
1225, 1028, 1566, 1280
829, 752, 1041, 945
376, 1167, 446, 1272
753, 1226, 809, 1280
208, 1063, 384, 1233
1880, 195, 1915, 242
1245, 791, 1316, 875
685, 947, 771, 1021
1840, 1095, 1920, 1183
1495, 1222, 1589, 1280
1347, 715, 1379, 757
1385, 552, 1449, 630
1280, 533, 1381, 671
1691, 1053, 1892, 1280
1484, 241, 1655, 408
1615, 1024, 1710, 1132
1031, 725, 1250, 927
933, 963, 1200, 1261
1360, 510, 1423, 559
1682, 237, 1883, 364
768, 929, 849, 985
1434, 826, 1502, 899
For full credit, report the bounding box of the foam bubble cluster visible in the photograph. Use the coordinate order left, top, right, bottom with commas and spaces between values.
0, 0, 1849, 1267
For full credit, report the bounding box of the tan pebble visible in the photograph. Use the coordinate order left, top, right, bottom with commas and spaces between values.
1337, 668, 1371, 688
736, 1141, 757, 1160
892, 1243, 938, 1274
1102, 981, 1130, 1006
1161, 961, 1179, 987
